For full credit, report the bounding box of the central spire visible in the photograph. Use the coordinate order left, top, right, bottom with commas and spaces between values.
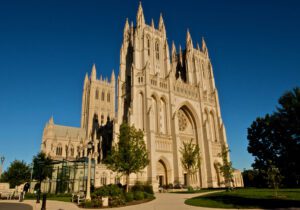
158, 13, 166, 34
136, 2, 145, 28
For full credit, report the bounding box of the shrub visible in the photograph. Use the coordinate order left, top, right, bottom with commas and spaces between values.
131, 182, 154, 195
134, 191, 144, 200
109, 195, 125, 207
143, 184, 154, 194
108, 184, 123, 197
25, 193, 36, 199
131, 182, 144, 192
187, 186, 194, 192
82, 201, 93, 208
125, 192, 134, 202
94, 186, 109, 197
143, 192, 155, 199
80, 199, 102, 208
94, 184, 123, 197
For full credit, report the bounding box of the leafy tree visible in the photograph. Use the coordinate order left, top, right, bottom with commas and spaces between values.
32, 152, 53, 190
242, 169, 266, 188
106, 123, 149, 192
247, 87, 300, 187
218, 145, 234, 189
180, 139, 200, 187
265, 161, 282, 197
0, 160, 31, 188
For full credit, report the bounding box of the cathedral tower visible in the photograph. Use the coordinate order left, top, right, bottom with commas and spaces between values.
117, 3, 232, 189
81, 64, 115, 138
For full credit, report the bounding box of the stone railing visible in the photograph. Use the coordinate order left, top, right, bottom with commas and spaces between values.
150, 75, 168, 90
155, 136, 172, 152
173, 80, 199, 100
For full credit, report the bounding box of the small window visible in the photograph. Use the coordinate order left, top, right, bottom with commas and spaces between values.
56, 145, 62, 156
70, 147, 74, 157
107, 92, 110, 102
95, 89, 99, 99
147, 38, 150, 56
155, 41, 159, 60
101, 115, 104, 125
101, 91, 105, 101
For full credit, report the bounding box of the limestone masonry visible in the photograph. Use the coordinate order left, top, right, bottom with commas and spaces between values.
41, 3, 243, 191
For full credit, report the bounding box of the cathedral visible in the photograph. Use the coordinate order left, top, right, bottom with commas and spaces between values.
41, 3, 243, 191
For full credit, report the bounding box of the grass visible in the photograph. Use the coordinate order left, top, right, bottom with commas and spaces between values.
185, 188, 300, 209
170, 188, 221, 194
25, 193, 72, 202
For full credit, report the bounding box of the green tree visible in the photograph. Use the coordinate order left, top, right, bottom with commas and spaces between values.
32, 152, 53, 189
247, 87, 300, 187
218, 145, 234, 189
0, 160, 31, 188
106, 123, 149, 192
265, 161, 282, 197
180, 139, 200, 187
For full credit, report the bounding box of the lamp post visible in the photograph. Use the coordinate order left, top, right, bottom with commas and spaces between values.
86, 141, 93, 201
0, 156, 5, 178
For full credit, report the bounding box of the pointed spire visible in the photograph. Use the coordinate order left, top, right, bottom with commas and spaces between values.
136, 2, 145, 28
179, 45, 183, 64
202, 37, 208, 56
111, 69, 115, 82
186, 29, 193, 50
84, 72, 89, 89
100, 75, 103, 81
124, 18, 129, 31
84, 72, 88, 83
123, 18, 130, 44
151, 18, 155, 29
49, 116, 54, 125
197, 42, 200, 51
171, 41, 177, 60
158, 13, 166, 34
91, 64, 96, 81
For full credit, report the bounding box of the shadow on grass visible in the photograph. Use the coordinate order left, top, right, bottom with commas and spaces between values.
188, 194, 300, 209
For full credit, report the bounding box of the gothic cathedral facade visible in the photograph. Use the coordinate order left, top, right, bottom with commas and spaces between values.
41, 3, 243, 190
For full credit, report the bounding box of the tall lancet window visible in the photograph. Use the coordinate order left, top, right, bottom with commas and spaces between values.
160, 98, 167, 134
147, 37, 150, 56
155, 41, 159, 60
101, 91, 105, 101
95, 89, 99, 100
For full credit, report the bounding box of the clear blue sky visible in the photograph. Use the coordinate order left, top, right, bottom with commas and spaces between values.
0, 0, 299, 171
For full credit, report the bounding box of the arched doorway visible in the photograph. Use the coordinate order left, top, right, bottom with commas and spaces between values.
177, 106, 200, 186
157, 159, 168, 187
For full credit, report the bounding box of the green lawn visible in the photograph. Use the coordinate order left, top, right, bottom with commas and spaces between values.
25, 193, 72, 202
185, 188, 300, 209
170, 188, 221, 194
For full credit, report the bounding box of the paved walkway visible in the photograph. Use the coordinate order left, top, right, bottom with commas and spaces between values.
1, 191, 299, 210
0, 202, 33, 210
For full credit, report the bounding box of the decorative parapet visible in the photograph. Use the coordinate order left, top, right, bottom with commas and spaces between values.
150, 75, 168, 90
202, 90, 215, 105
173, 80, 199, 100
212, 142, 222, 157
155, 135, 172, 152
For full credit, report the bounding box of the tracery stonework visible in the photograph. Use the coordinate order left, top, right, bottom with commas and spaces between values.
178, 109, 188, 131
40, 2, 244, 191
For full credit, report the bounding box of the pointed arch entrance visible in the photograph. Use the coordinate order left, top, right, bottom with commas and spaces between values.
157, 159, 169, 187
176, 104, 201, 187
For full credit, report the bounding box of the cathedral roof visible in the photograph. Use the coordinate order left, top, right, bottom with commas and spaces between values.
45, 123, 86, 140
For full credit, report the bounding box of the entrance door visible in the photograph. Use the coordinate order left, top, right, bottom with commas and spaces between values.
184, 173, 187, 186
159, 175, 164, 187
157, 159, 168, 187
